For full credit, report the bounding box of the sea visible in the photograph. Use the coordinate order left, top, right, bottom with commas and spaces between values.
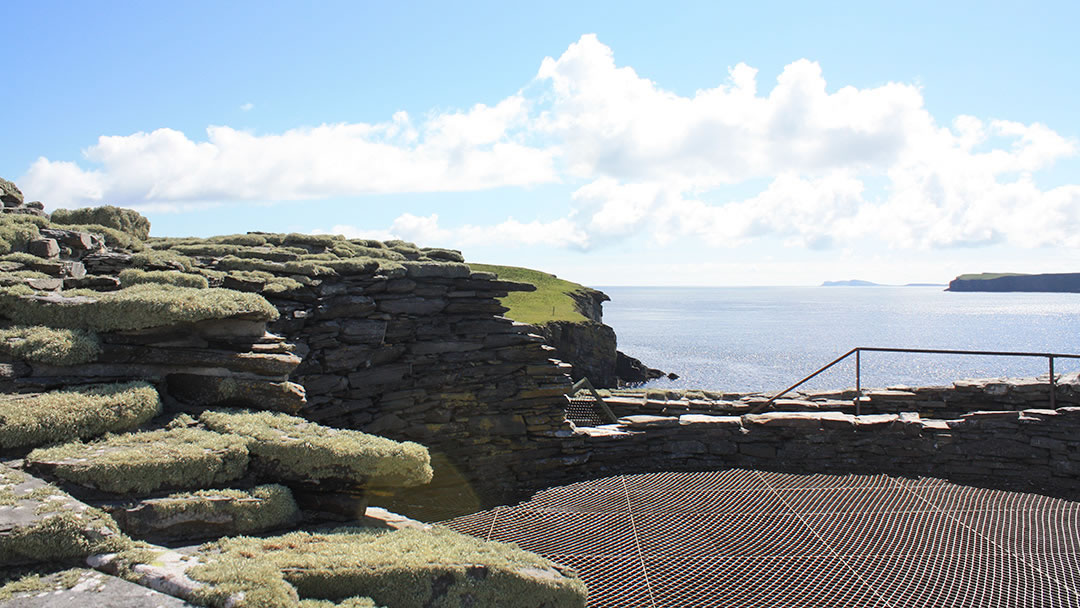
598, 286, 1080, 393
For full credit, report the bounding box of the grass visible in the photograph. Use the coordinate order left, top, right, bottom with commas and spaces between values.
50, 206, 151, 241
468, 263, 590, 324
0, 381, 161, 450
26, 427, 250, 494
199, 410, 433, 488
185, 527, 586, 608
0, 325, 101, 365
0, 467, 130, 566
141, 484, 299, 535
119, 268, 209, 289
954, 273, 1030, 281
0, 283, 278, 331
0, 218, 39, 255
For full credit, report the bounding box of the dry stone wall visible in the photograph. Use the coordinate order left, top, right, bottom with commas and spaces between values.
537, 405, 1080, 501
254, 267, 574, 510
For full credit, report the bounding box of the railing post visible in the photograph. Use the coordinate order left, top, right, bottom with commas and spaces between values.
855, 349, 861, 416
1049, 356, 1056, 410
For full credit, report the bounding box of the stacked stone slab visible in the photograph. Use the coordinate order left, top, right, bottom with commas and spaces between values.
597, 375, 1080, 420
537, 406, 1080, 501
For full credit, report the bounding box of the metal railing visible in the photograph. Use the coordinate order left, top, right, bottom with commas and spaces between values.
750, 346, 1080, 415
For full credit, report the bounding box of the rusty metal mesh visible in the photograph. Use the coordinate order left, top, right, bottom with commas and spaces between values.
566, 397, 609, 426
439, 470, 1080, 607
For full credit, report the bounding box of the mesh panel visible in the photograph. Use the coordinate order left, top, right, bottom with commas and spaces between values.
566, 397, 608, 426
439, 469, 1080, 607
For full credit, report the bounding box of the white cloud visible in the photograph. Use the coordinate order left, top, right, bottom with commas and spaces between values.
240, 102, 254, 112
18, 34, 1080, 252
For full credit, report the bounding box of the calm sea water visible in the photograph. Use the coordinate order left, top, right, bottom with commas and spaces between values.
599, 286, 1080, 392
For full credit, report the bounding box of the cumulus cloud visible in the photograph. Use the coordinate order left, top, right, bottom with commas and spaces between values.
20, 34, 1080, 251
21, 102, 557, 209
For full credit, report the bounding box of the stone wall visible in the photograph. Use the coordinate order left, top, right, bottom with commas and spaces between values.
531, 406, 1080, 502
243, 267, 575, 513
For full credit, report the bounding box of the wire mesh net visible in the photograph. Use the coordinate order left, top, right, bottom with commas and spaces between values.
439, 469, 1080, 607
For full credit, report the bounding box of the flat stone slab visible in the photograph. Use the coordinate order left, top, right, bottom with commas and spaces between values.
0, 465, 125, 566
0, 569, 195, 607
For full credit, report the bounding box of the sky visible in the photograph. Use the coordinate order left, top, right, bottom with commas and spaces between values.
3, 1, 1079, 287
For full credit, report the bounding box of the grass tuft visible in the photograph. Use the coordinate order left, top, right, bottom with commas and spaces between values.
0, 382, 160, 449
26, 427, 250, 494
199, 410, 433, 488
0, 325, 100, 365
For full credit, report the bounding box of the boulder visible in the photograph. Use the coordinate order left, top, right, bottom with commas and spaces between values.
0, 178, 23, 205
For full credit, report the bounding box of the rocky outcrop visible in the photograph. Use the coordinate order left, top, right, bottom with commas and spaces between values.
948, 272, 1080, 292
535, 287, 666, 388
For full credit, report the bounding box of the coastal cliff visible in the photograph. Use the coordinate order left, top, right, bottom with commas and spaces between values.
947, 272, 1080, 292
469, 263, 665, 387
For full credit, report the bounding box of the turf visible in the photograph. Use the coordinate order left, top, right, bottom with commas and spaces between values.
468, 263, 591, 324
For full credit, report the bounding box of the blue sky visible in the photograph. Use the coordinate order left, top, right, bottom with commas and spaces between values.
4, 1, 1078, 286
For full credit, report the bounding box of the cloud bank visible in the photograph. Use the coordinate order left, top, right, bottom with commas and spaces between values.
21, 34, 1079, 250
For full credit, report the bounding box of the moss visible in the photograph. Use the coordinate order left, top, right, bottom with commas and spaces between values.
0, 283, 278, 331
50, 206, 151, 240
119, 268, 209, 289
147, 484, 299, 534
0, 381, 160, 450
0, 325, 101, 365
193, 527, 586, 608
468, 263, 591, 324
199, 410, 433, 488
26, 427, 249, 494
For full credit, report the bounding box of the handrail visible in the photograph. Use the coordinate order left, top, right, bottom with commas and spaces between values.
749, 347, 1080, 415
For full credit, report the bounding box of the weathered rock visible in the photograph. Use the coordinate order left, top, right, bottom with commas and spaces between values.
0, 568, 196, 608
0, 466, 126, 567
167, 374, 307, 413
0, 178, 23, 205
27, 238, 60, 259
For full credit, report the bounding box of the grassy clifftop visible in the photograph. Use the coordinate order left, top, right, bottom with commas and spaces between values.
468, 264, 591, 324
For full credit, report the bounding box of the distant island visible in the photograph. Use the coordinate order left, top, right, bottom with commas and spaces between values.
822, 280, 946, 287
947, 272, 1080, 293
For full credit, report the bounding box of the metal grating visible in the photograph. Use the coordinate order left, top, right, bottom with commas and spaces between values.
566, 397, 608, 426
439, 470, 1080, 607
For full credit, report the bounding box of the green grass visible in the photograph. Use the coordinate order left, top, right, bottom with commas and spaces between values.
118, 268, 209, 289
0, 283, 278, 331
0, 325, 100, 365
141, 484, 299, 535
185, 527, 586, 608
199, 410, 433, 488
954, 272, 1030, 281
0, 467, 130, 566
0, 381, 161, 450
50, 206, 151, 241
468, 263, 590, 324
26, 427, 250, 494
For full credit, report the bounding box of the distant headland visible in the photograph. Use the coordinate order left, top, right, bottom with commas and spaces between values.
947, 272, 1080, 293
